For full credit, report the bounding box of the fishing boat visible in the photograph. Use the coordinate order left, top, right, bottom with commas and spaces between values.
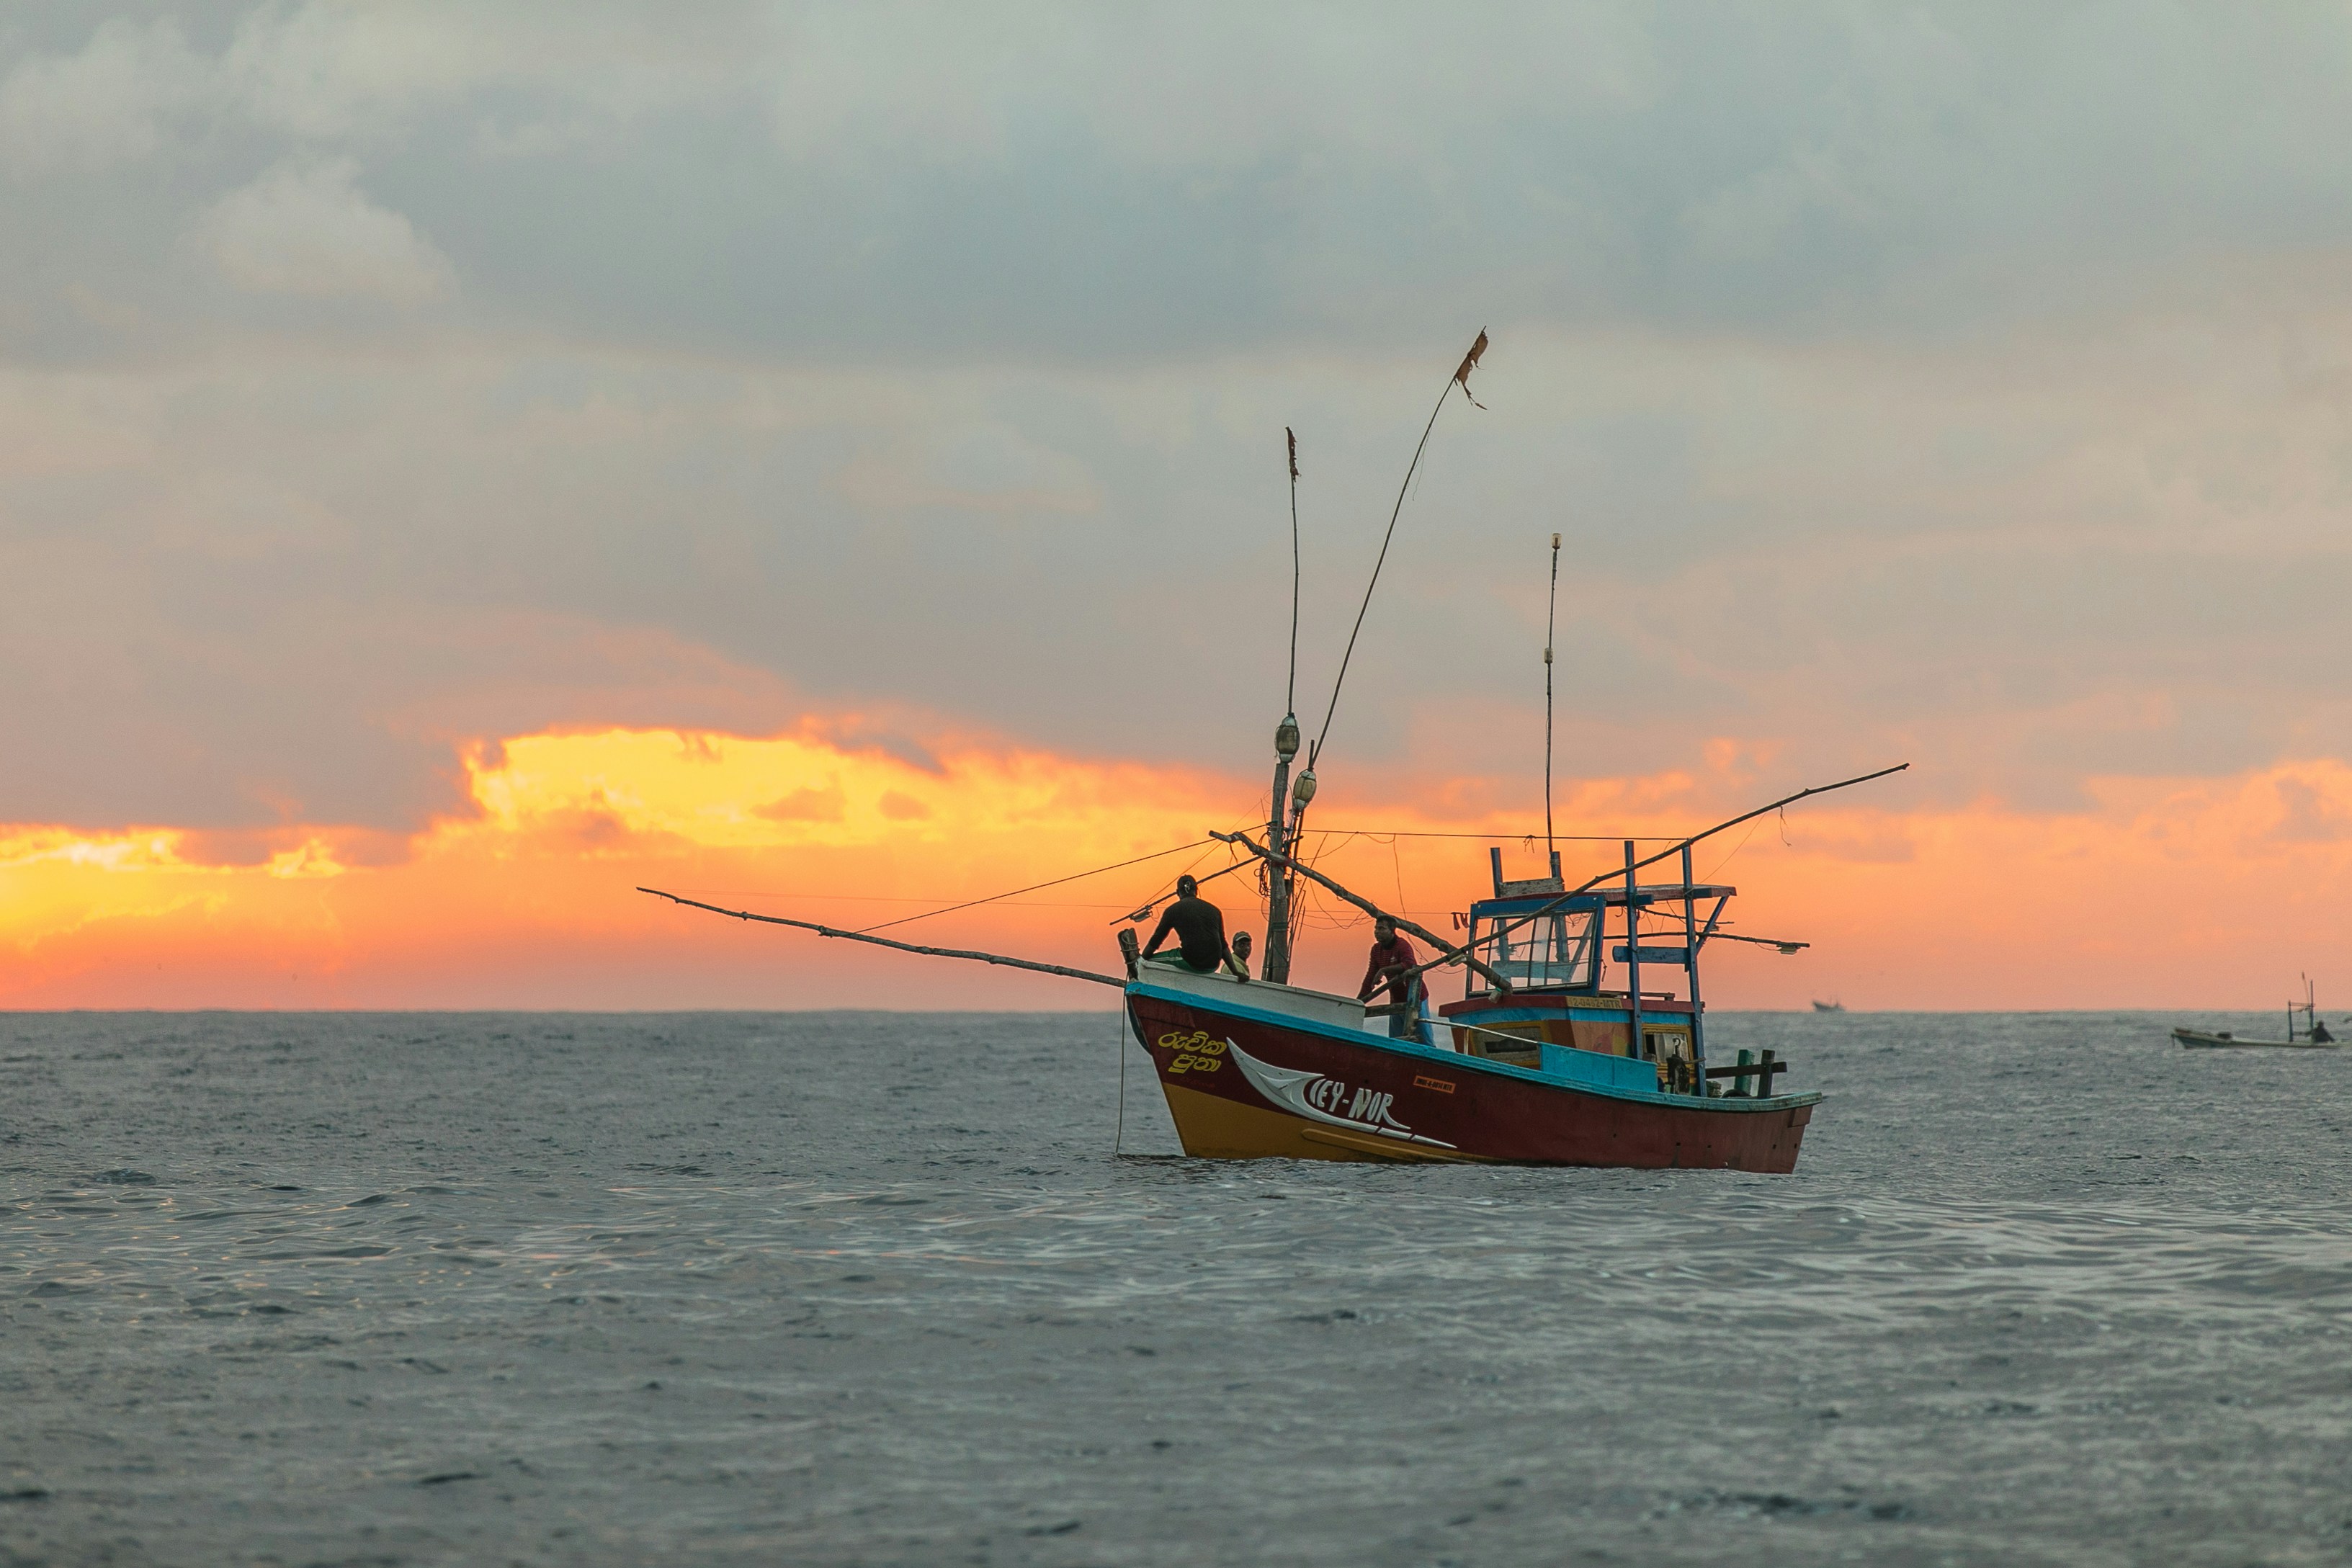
1119, 834, 1830, 1169
1812, 999, 1846, 1013
2172, 1028, 2344, 1051
649, 766, 1883, 1173
2174, 978, 2344, 1050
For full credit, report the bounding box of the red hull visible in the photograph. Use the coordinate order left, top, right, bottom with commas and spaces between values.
1128, 987, 1817, 1172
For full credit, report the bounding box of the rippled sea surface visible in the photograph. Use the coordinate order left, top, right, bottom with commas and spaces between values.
4, 1011, 2351, 1567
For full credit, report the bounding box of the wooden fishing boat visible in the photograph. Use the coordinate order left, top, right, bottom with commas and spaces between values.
1119, 838, 1826, 1170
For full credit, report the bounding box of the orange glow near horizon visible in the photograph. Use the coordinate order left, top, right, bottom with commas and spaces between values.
6, 722, 2352, 1012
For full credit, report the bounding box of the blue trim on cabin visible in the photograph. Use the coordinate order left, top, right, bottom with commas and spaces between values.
1449, 1000, 1695, 1025
1124, 977, 1820, 1114
1466, 883, 1736, 924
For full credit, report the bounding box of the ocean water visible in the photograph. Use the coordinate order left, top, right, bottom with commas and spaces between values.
3, 1011, 2349, 1568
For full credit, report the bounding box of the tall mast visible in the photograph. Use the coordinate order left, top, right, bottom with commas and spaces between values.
1544, 530, 1560, 864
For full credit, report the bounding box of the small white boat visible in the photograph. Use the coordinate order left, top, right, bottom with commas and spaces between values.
2175, 976, 2344, 1049
2172, 1026, 2343, 1052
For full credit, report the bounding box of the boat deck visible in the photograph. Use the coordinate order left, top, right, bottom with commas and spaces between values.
1129, 972, 1820, 1114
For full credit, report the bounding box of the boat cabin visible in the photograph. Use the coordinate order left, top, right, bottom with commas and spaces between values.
1437, 845, 1735, 1093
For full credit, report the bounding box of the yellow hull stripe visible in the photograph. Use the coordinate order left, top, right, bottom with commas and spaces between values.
1159, 1082, 1496, 1164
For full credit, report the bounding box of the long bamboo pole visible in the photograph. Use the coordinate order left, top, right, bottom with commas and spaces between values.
1308, 329, 1488, 769
1396, 763, 1911, 986
638, 887, 1126, 988
1209, 830, 1516, 994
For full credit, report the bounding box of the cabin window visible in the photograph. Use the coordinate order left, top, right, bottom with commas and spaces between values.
1475, 909, 1598, 990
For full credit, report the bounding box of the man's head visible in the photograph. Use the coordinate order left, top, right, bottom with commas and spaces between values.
1373, 915, 1398, 943
1175, 874, 1199, 898
1232, 931, 1253, 957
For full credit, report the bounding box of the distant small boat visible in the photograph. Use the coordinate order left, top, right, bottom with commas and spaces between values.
2176, 976, 2343, 1049
2172, 1027, 2343, 1051
1811, 999, 1845, 1013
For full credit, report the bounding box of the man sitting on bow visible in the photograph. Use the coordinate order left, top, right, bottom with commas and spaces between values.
1141, 874, 1237, 978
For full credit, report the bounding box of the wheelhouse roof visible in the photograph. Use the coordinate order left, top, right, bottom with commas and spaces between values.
1470, 882, 1736, 918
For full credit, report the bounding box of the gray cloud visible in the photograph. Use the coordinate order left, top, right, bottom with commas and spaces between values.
17, 5, 2352, 359
7, 3, 2352, 835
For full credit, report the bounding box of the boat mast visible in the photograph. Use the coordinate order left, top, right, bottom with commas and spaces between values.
1264, 429, 1304, 986
1683, 841, 1707, 1091
1622, 839, 1644, 1070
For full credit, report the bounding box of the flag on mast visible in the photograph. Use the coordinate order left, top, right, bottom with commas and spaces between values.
1453, 329, 1490, 408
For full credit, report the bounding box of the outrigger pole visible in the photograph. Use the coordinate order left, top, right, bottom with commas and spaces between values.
1210, 830, 1518, 995
1269, 332, 1488, 980
1309, 328, 1488, 772
1397, 762, 1911, 987
636, 887, 1126, 988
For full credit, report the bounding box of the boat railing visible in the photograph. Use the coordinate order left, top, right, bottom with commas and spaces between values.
1431, 1011, 1752, 1097
1704, 1049, 1782, 1097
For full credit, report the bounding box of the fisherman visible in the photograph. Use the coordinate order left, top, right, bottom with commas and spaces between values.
1359, 915, 1421, 1038
1225, 931, 1254, 981
2313, 1018, 2336, 1043
1140, 874, 1234, 975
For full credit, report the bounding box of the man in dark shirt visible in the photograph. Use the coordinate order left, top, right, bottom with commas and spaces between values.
1141, 875, 1233, 975
1359, 916, 1421, 1037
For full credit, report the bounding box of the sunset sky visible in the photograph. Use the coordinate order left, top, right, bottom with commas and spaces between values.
10, 4, 2352, 1010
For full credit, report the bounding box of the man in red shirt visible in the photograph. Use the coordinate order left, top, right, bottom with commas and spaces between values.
1359, 916, 1421, 1038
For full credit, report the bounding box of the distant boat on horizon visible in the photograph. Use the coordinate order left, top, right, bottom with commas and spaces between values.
2174, 975, 2342, 1050
1811, 998, 1845, 1013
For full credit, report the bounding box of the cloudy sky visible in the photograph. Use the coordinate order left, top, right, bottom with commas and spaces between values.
9, 2, 2352, 1008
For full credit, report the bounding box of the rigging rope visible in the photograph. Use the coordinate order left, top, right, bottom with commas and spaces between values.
1112, 1003, 1129, 1157
1110, 825, 1266, 925
858, 837, 1212, 935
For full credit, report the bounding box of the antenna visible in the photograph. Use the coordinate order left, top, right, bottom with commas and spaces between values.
1544, 530, 1560, 862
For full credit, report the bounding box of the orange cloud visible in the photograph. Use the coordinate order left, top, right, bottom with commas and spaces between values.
0, 725, 1253, 1008
6, 725, 2352, 1012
